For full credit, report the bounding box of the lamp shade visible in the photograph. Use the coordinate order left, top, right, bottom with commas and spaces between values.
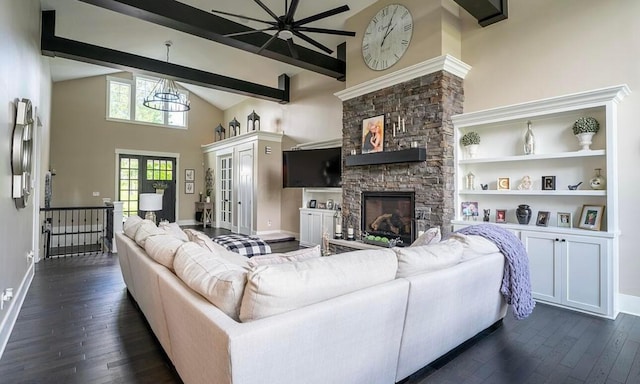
139, 193, 163, 211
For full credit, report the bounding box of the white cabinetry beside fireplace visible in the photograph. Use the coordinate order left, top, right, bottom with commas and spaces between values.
451, 85, 630, 319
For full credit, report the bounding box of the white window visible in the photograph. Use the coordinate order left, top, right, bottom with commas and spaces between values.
107, 78, 132, 120
106, 75, 188, 129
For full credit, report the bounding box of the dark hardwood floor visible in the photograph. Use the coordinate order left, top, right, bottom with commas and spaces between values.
2, 227, 640, 383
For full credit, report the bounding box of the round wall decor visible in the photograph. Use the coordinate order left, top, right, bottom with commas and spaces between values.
11, 98, 34, 209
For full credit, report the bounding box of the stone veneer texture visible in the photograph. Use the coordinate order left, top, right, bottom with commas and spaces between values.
341, 71, 464, 238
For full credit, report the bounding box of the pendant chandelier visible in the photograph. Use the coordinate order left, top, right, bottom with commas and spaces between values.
143, 41, 191, 112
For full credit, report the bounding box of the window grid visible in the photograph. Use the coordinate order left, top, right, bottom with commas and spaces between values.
146, 159, 173, 181
106, 76, 187, 128
119, 157, 139, 218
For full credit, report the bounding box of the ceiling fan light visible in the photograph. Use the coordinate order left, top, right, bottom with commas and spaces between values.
280, 30, 294, 40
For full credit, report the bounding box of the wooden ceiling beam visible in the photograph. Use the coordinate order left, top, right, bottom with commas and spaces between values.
41, 11, 290, 104
76, 0, 346, 80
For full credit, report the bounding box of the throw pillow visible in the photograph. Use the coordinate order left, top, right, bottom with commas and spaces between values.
247, 245, 321, 267
183, 229, 250, 269
173, 242, 248, 321
144, 234, 186, 270
393, 239, 464, 278
123, 215, 144, 239
449, 233, 500, 261
240, 249, 398, 322
410, 227, 441, 247
158, 221, 189, 242
134, 220, 164, 248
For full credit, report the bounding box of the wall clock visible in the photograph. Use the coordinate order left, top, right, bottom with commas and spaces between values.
362, 4, 413, 71
11, 98, 34, 209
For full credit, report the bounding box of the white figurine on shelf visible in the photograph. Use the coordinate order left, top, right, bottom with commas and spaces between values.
518, 175, 533, 190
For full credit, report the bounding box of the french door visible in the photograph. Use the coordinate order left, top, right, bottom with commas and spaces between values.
217, 154, 233, 230
119, 154, 176, 222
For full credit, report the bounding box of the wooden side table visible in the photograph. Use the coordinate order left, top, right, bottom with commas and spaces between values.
195, 202, 214, 228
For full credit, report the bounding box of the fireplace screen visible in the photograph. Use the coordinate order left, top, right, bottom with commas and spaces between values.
361, 191, 415, 245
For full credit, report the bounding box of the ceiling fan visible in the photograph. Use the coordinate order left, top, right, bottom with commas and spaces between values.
212, 0, 355, 58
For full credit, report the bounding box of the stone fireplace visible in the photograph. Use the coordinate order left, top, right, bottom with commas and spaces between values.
338, 67, 465, 239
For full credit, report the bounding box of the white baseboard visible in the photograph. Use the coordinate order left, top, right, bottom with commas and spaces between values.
177, 219, 198, 226
618, 293, 640, 317
255, 229, 298, 238
0, 261, 34, 360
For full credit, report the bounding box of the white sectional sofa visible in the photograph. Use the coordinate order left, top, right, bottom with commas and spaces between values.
115, 220, 508, 384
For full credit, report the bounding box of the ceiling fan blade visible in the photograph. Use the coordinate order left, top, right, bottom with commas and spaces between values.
253, 0, 280, 22
225, 27, 278, 37
211, 9, 277, 26
296, 26, 355, 37
285, 0, 299, 23
257, 31, 280, 54
292, 30, 333, 54
294, 5, 350, 26
286, 38, 299, 59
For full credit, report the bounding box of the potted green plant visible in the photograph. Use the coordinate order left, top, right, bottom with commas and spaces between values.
460, 131, 481, 158
572, 117, 600, 150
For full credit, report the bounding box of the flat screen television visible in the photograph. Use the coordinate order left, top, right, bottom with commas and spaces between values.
283, 147, 342, 188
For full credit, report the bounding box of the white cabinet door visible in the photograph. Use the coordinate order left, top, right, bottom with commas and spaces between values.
563, 235, 610, 314
299, 210, 323, 247
237, 147, 254, 235
522, 230, 611, 316
521, 231, 562, 304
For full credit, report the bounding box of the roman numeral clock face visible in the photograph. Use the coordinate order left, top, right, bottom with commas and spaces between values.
362, 4, 413, 71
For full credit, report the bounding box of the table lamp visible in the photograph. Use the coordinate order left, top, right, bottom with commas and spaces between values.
139, 193, 163, 223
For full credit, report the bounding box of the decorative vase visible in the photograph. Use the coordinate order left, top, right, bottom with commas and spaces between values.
516, 204, 532, 225
205, 196, 211, 203
465, 144, 479, 159
524, 120, 535, 155
589, 168, 606, 190
575, 132, 595, 151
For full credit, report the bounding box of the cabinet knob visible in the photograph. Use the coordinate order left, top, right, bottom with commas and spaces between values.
561, 239, 566, 242
555, 238, 560, 242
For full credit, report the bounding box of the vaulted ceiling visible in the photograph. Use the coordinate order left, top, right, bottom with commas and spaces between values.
39, 0, 507, 109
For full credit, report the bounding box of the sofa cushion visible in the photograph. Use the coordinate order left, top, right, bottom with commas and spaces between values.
123, 215, 144, 239
144, 234, 186, 270
173, 242, 247, 321
158, 221, 189, 242
410, 227, 441, 247
240, 249, 398, 322
393, 239, 464, 278
183, 229, 250, 269
449, 233, 500, 261
134, 220, 164, 248
247, 245, 321, 267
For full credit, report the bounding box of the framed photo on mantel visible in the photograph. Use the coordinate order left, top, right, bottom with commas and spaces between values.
361, 115, 384, 154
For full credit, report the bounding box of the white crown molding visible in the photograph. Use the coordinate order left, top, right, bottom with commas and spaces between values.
334, 55, 472, 101
201, 131, 283, 153
452, 84, 632, 128
294, 138, 342, 150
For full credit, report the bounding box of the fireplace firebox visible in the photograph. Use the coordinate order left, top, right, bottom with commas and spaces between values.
361, 191, 415, 246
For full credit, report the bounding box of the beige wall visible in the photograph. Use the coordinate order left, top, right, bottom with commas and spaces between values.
344, 0, 462, 87
0, 0, 52, 353
50, 73, 223, 221
212, 71, 344, 234
458, 0, 640, 298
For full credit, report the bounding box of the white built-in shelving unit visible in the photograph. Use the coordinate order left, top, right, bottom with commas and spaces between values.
451, 85, 630, 318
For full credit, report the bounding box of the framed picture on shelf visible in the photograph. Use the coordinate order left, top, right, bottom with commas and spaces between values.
579, 205, 605, 231
496, 209, 507, 223
542, 176, 556, 190
536, 211, 550, 227
361, 114, 384, 154
461, 201, 479, 219
185, 182, 195, 194
557, 212, 572, 228
308, 199, 317, 208
497, 177, 510, 191
185, 169, 195, 181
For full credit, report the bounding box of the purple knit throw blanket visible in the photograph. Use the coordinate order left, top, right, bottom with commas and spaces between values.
455, 224, 535, 319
